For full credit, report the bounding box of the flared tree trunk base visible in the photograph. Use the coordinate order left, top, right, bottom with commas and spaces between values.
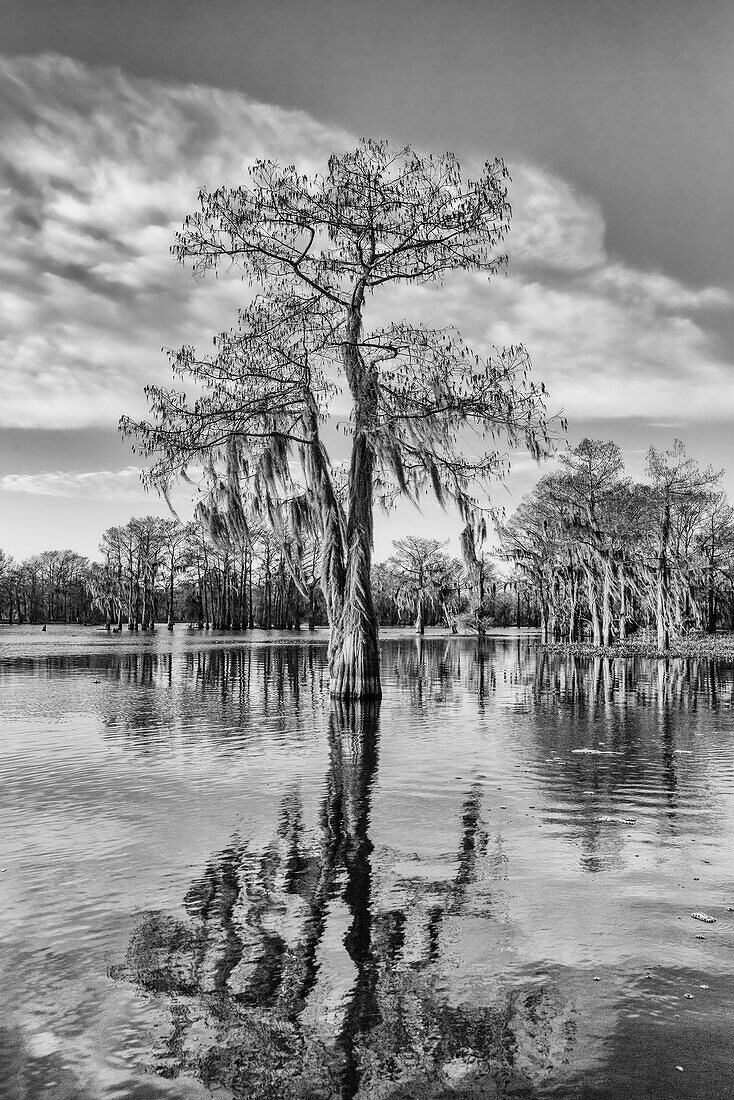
329, 620, 382, 700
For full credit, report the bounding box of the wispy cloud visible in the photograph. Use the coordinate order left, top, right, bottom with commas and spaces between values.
508, 164, 606, 271
0, 53, 350, 428
0, 466, 147, 501
0, 51, 731, 443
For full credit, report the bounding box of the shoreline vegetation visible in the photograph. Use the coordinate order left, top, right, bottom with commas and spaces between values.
537, 633, 734, 660
0, 623, 539, 639
7, 622, 734, 666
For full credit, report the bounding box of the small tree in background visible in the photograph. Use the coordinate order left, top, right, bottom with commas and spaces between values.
646, 441, 721, 648
389, 537, 458, 634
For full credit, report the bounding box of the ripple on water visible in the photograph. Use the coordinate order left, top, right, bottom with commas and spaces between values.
2, 629, 734, 1098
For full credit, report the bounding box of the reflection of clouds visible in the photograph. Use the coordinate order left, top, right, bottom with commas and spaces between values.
0, 1022, 97, 1100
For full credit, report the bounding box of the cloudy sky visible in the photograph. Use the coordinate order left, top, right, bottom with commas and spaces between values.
1, 0, 733, 561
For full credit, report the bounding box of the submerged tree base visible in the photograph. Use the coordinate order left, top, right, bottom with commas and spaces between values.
328, 624, 382, 700
328, 668, 383, 700
538, 633, 734, 660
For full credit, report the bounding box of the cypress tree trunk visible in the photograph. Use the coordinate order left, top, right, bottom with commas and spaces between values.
196, 562, 204, 628
568, 566, 579, 643
707, 519, 716, 634
214, 572, 222, 629
618, 562, 627, 642
248, 551, 254, 629
601, 557, 613, 647
328, 295, 381, 699
291, 580, 301, 631
656, 574, 669, 649
329, 428, 381, 698
167, 563, 175, 630
261, 565, 269, 628
237, 554, 246, 630
127, 562, 135, 630
586, 569, 602, 646
133, 572, 141, 631
150, 582, 157, 630
657, 504, 670, 650
308, 582, 316, 631
142, 573, 150, 630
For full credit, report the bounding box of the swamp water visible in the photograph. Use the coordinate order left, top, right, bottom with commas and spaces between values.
1, 626, 734, 1099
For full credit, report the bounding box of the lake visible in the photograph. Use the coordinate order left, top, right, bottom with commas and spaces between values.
1, 626, 734, 1099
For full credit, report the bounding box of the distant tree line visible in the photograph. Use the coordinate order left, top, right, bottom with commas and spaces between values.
0, 524, 493, 633
497, 438, 734, 646
0, 548, 91, 625
0, 518, 315, 630
4, 437, 729, 644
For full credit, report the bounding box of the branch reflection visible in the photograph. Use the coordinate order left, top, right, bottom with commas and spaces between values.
113, 690, 575, 1098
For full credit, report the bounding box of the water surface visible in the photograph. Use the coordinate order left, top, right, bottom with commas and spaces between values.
1, 626, 734, 1098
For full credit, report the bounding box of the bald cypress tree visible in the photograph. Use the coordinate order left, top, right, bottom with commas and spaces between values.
122, 140, 551, 697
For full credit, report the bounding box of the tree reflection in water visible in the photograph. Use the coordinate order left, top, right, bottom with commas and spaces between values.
114, 689, 574, 1099
109, 639, 734, 1097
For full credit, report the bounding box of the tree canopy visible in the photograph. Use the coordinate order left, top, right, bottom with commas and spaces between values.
122, 140, 554, 696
